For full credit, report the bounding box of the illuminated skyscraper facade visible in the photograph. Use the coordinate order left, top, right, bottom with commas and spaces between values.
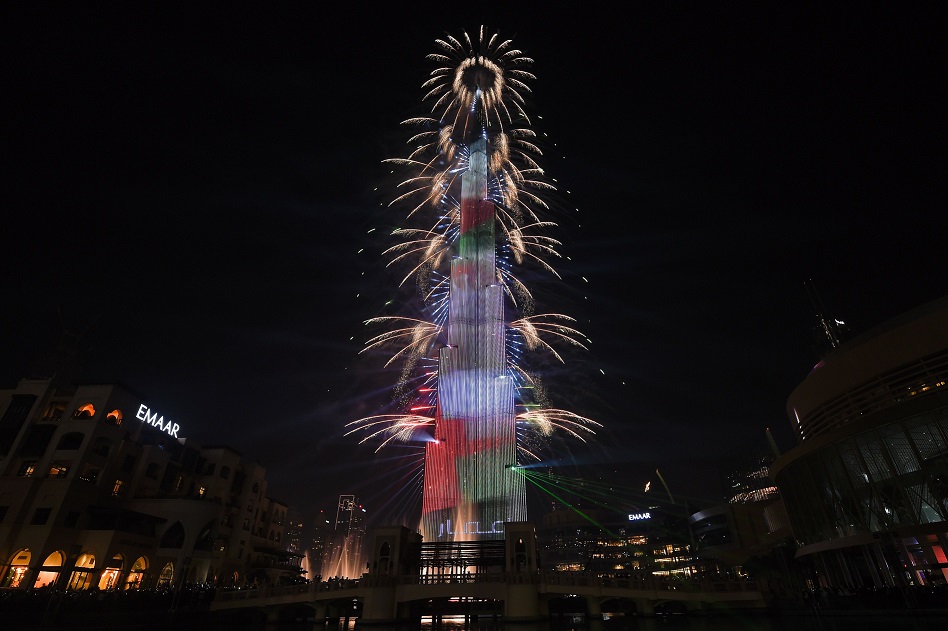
350, 28, 597, 545
420, 137, 526, 541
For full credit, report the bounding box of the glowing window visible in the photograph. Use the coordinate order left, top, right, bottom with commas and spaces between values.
10, 549, 31, 564
2, 549, 31, 588
112, 480, 125, 496
157, 562, 174, 587
48, 463, 69, 478
67, 553, 95, 591
32, 551, 64, 589
73, 404, 96, 419
126, 557, 147, 590
97, 553, 124, 590
106, 409, 123, 426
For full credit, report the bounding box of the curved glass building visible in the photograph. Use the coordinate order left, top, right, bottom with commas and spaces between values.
772, 296, 948, 588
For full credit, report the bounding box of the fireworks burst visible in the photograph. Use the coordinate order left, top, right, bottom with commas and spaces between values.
350, 26, 597, 499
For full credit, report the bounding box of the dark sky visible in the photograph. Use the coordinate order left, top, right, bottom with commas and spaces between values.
2, 3, 945, 525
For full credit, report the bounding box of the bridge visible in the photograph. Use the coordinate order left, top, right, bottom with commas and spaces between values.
211, 570, 767, 623
210, 523, 768, 624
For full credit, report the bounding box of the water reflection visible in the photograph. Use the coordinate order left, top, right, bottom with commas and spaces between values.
250, 612, 947, 631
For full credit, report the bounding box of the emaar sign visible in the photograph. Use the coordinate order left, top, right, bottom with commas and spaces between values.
628, 512, 651, 521
136, 404, 180, 438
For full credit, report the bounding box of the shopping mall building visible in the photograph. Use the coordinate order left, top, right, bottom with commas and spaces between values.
772, 296, 948, 588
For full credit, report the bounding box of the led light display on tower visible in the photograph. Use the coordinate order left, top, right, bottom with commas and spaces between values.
348, 27, 599, 542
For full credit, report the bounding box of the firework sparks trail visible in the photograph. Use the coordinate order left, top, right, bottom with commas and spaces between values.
349, 26, 598, 541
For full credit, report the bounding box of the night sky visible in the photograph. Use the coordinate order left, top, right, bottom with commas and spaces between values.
2, 3, 945, 526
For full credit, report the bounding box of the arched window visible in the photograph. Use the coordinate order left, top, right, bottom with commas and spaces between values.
157, 563, 174, 588
159, 522, 186, 549
2, 549, 31, 588
377, 541, 391, 575
33, 550, 64, 589
98, 553, 124, 590
72, 404, 96, 419
125, 557, 147, 590
56, 432, 85, 450
67, 553, 96, 590
105, 409, 123, 426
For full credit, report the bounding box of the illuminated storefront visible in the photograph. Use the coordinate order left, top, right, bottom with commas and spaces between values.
2, 549, 31, 587
125, 557, 147, 589
33, 551, 64, 588
67, 553, 96, 590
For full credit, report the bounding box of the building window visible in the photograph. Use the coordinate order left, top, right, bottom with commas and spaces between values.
41, 401, 65, 422
126, 557, 147, 590
56, 432, 85, 450
79, 466, 100, 484
66, 553, 95, 590
19, 425, 56, 457
18, 461, 37, 477
48, 463, 69, 478
2, 549, 31, 588
105, 409, 123, 426
198, 486, 206, 498
159, 522, 186, 549
72, 404, 96, 419
145, 462, 161, 479
31, 507, 52, 525
112, 480, 125, 497
157, 562, 174, 588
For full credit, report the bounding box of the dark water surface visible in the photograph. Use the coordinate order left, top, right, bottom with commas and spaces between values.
240, 613, 947, 631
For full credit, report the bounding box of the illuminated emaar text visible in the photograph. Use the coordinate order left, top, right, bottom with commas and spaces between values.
136, 404, 180, 438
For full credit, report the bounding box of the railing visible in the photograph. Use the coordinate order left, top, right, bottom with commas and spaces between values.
213, 578, 361, 603
545, 572, 759, 593
213, 571, 760, 605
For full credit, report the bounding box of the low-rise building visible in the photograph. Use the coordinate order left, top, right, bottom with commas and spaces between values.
0, 378, 301, 591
